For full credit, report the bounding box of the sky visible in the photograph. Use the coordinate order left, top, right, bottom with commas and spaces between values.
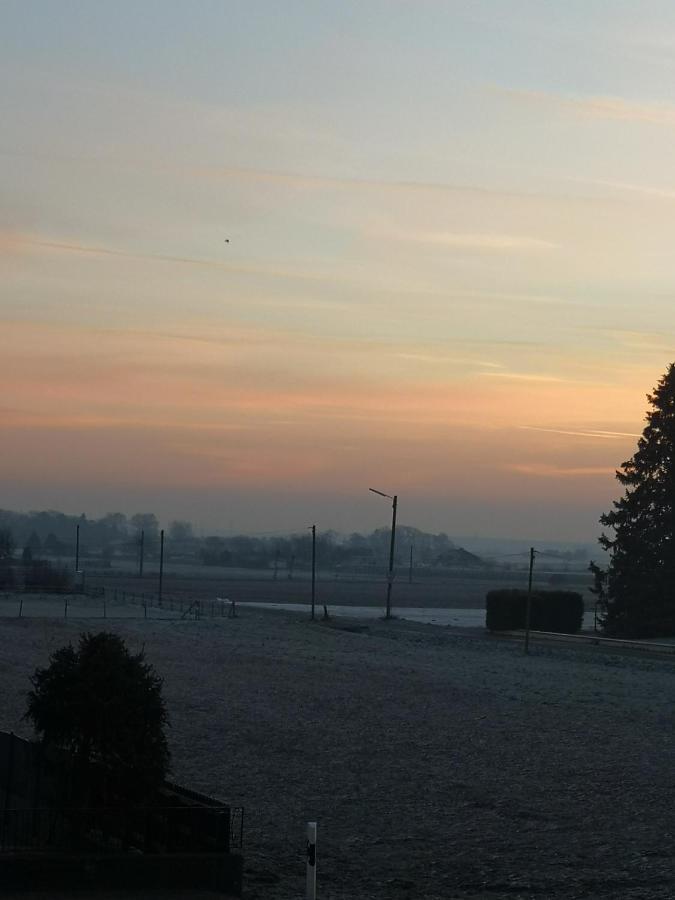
3, 1, 675, 541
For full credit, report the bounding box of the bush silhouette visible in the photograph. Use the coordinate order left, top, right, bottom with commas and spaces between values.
25, 632, 170, 803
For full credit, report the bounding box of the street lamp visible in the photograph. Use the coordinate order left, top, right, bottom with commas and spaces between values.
369, 488, 398, 619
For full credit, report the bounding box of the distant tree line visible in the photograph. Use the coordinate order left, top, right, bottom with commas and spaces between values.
198, 526, 477, 571
0, 525, 71, 592
0, 508, 487, 573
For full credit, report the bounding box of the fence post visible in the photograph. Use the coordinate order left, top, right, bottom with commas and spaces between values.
306, 821, 317, 900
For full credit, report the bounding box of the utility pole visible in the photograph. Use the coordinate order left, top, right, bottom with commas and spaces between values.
369, 488, 398, 619
408, 543, 413, 584
75, 524, 80, 572
139, 529, 145, 578
310, 525, 316, 620
524, 547, 536, 654
158, 529, 164, 607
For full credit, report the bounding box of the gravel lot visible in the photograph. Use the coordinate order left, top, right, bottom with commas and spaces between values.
1, 609, 674, 899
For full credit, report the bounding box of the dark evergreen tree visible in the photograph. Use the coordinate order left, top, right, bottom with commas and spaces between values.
0, 529, 14, 590
0, 528, 14, 560
25, 632, 170, 803
591, 364, 675, 637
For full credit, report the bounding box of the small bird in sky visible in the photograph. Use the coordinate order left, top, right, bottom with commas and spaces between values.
224, 239, 230, 243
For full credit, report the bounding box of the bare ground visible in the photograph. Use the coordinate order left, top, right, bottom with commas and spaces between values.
1, 609, 674, 900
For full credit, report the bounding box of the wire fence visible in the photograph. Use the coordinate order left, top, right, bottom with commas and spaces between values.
0, 590, 235, 620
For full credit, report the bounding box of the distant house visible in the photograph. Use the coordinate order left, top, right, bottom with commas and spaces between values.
434, 547, 485, 568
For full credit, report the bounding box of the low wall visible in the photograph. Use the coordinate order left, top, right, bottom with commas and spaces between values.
0, 851, 243, 895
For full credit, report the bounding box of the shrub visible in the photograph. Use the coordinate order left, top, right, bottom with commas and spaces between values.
25, 632, 170, 804
485, 589, 526, 630
486, 589, 583, 633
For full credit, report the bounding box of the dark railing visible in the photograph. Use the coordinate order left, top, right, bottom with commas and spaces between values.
0, 804, 242, 854
0, 732, 244, 854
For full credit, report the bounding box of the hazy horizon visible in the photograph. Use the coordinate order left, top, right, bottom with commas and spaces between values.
3, 2, 671, 544
0, 493, 604, 548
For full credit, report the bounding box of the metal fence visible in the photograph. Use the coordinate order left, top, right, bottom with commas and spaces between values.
0, 732, 244, 853
0, 590, 232, 620
0, 804, 242, 854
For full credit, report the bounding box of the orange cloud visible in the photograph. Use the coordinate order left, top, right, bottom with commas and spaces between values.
499, 87, 675, 125
0, 316, 648, 507
506, 463, 615, 478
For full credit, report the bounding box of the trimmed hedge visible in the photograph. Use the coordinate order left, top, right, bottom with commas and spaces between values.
486, 589, 584, 634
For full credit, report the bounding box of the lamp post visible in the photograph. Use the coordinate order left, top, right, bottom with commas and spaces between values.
369, 488, 398, 619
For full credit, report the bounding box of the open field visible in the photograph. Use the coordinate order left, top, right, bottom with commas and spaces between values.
81, 561, 594, 611
2, 608, 672, 899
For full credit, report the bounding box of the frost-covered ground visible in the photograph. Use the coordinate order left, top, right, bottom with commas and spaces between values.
2, 608, 675, 900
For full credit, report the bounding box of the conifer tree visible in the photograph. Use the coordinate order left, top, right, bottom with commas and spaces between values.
25, 632, 170, 803
591, 364, 675, 636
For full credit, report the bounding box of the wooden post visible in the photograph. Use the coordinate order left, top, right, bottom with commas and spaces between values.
306, 821, 317, 900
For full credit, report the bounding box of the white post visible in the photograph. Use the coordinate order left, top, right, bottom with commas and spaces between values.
306, 821, 317, 900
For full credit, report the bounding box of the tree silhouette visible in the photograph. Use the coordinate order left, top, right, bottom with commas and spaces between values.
591, 364, 675, 636
25, 632, 170, 803
0, 528, 14, 561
